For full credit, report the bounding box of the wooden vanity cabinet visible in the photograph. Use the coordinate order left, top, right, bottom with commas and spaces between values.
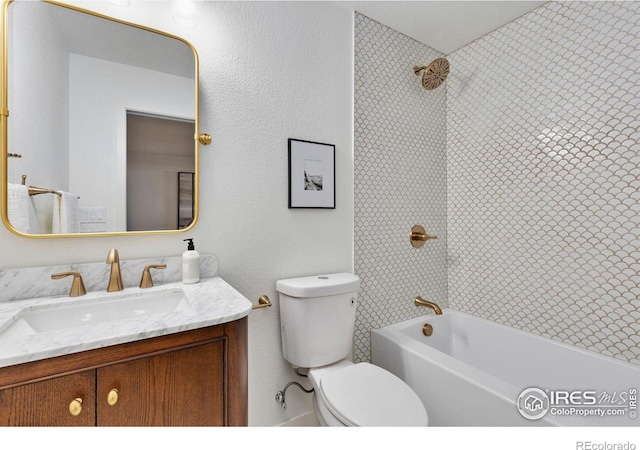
0, 317, 247, 426
96, 340, 225, 426
0, 371, 95, 426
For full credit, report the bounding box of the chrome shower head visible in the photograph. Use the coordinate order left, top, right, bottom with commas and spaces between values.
414, 58, 450, 90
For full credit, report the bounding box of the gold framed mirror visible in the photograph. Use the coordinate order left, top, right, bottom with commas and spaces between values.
1, 0, 208, 238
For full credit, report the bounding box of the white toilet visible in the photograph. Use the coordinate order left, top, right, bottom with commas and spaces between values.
276, 273, 428, 427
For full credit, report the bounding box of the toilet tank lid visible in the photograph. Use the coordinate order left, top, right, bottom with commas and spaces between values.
276, 273, 360, 298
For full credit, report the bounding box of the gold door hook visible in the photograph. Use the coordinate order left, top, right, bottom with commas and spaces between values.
252, 295, 272, 310
410, 225, 437, 248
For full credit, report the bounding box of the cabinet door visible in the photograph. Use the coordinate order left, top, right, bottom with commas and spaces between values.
97, 341, 225, 426
0, 371, 95, 426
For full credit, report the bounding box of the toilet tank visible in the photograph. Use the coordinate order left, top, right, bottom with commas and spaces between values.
276, 273, 360, 368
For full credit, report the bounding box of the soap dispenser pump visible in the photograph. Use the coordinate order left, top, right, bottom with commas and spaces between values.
182, 238, 200, 284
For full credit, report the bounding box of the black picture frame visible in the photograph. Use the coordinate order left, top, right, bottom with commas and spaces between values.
288, 138, 335, 209
177, 171, 194, 229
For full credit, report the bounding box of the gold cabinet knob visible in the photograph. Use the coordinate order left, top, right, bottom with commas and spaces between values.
107, 388, 119, 406
69, 398, 83, 416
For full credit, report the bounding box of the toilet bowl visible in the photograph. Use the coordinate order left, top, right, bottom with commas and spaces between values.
308, 360, 428, 426
276, 273, 428, 427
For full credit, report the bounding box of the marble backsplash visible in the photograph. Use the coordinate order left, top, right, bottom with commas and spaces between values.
0, 254, 218, 302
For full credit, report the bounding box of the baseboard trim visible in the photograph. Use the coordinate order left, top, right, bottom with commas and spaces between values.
275, 411, 320, 427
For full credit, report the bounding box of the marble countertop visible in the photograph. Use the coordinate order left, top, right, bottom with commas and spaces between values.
0, 276, 253, 368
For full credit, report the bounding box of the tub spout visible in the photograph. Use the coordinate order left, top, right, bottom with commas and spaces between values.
415, 296, 442, 315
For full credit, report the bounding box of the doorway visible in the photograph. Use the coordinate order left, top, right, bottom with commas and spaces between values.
126, 112, 195, 231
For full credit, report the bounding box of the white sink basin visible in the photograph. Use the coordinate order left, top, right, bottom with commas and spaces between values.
0, 288, 190, 339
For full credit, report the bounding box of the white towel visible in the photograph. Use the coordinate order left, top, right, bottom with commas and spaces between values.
7, 183, 30, 233
52, 191, 80, 234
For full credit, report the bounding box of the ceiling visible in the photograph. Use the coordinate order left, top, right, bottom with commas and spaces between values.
334, 1, 547, 54
33, 1, 548, 77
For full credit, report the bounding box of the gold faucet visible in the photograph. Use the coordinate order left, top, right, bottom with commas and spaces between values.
415, 296, 443, 315
106, 248, 124, 292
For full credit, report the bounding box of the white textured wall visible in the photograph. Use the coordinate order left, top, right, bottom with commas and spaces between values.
202, 2, 354, 425
1, 1, 354, 426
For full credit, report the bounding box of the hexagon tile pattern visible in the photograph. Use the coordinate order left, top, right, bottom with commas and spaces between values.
354, 13, 448, 363
447, 1, 640, 365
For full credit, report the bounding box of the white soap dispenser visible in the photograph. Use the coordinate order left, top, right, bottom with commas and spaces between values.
182, 238, 200, 284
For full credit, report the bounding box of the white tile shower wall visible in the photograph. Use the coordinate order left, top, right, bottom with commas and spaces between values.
353, 13, 448, 363
447, 1, 640, 364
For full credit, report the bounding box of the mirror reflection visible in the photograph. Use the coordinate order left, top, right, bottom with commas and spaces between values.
3, 0, 198, 236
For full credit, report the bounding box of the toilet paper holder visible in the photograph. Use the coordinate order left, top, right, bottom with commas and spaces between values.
252, 295, 273, 310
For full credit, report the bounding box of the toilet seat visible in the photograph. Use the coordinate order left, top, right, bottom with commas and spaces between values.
317, 362, 428, 426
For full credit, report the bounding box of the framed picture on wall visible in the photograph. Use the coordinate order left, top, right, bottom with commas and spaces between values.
178, 172, 194, 229
288, 138, 335, 209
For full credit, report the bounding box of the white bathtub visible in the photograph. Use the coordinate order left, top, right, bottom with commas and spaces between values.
371, 309, 639, 426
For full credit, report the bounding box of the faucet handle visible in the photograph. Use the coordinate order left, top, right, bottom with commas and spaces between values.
139, 264, 167, 289
52, 271, 87, 297
410, 225, 438, 248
